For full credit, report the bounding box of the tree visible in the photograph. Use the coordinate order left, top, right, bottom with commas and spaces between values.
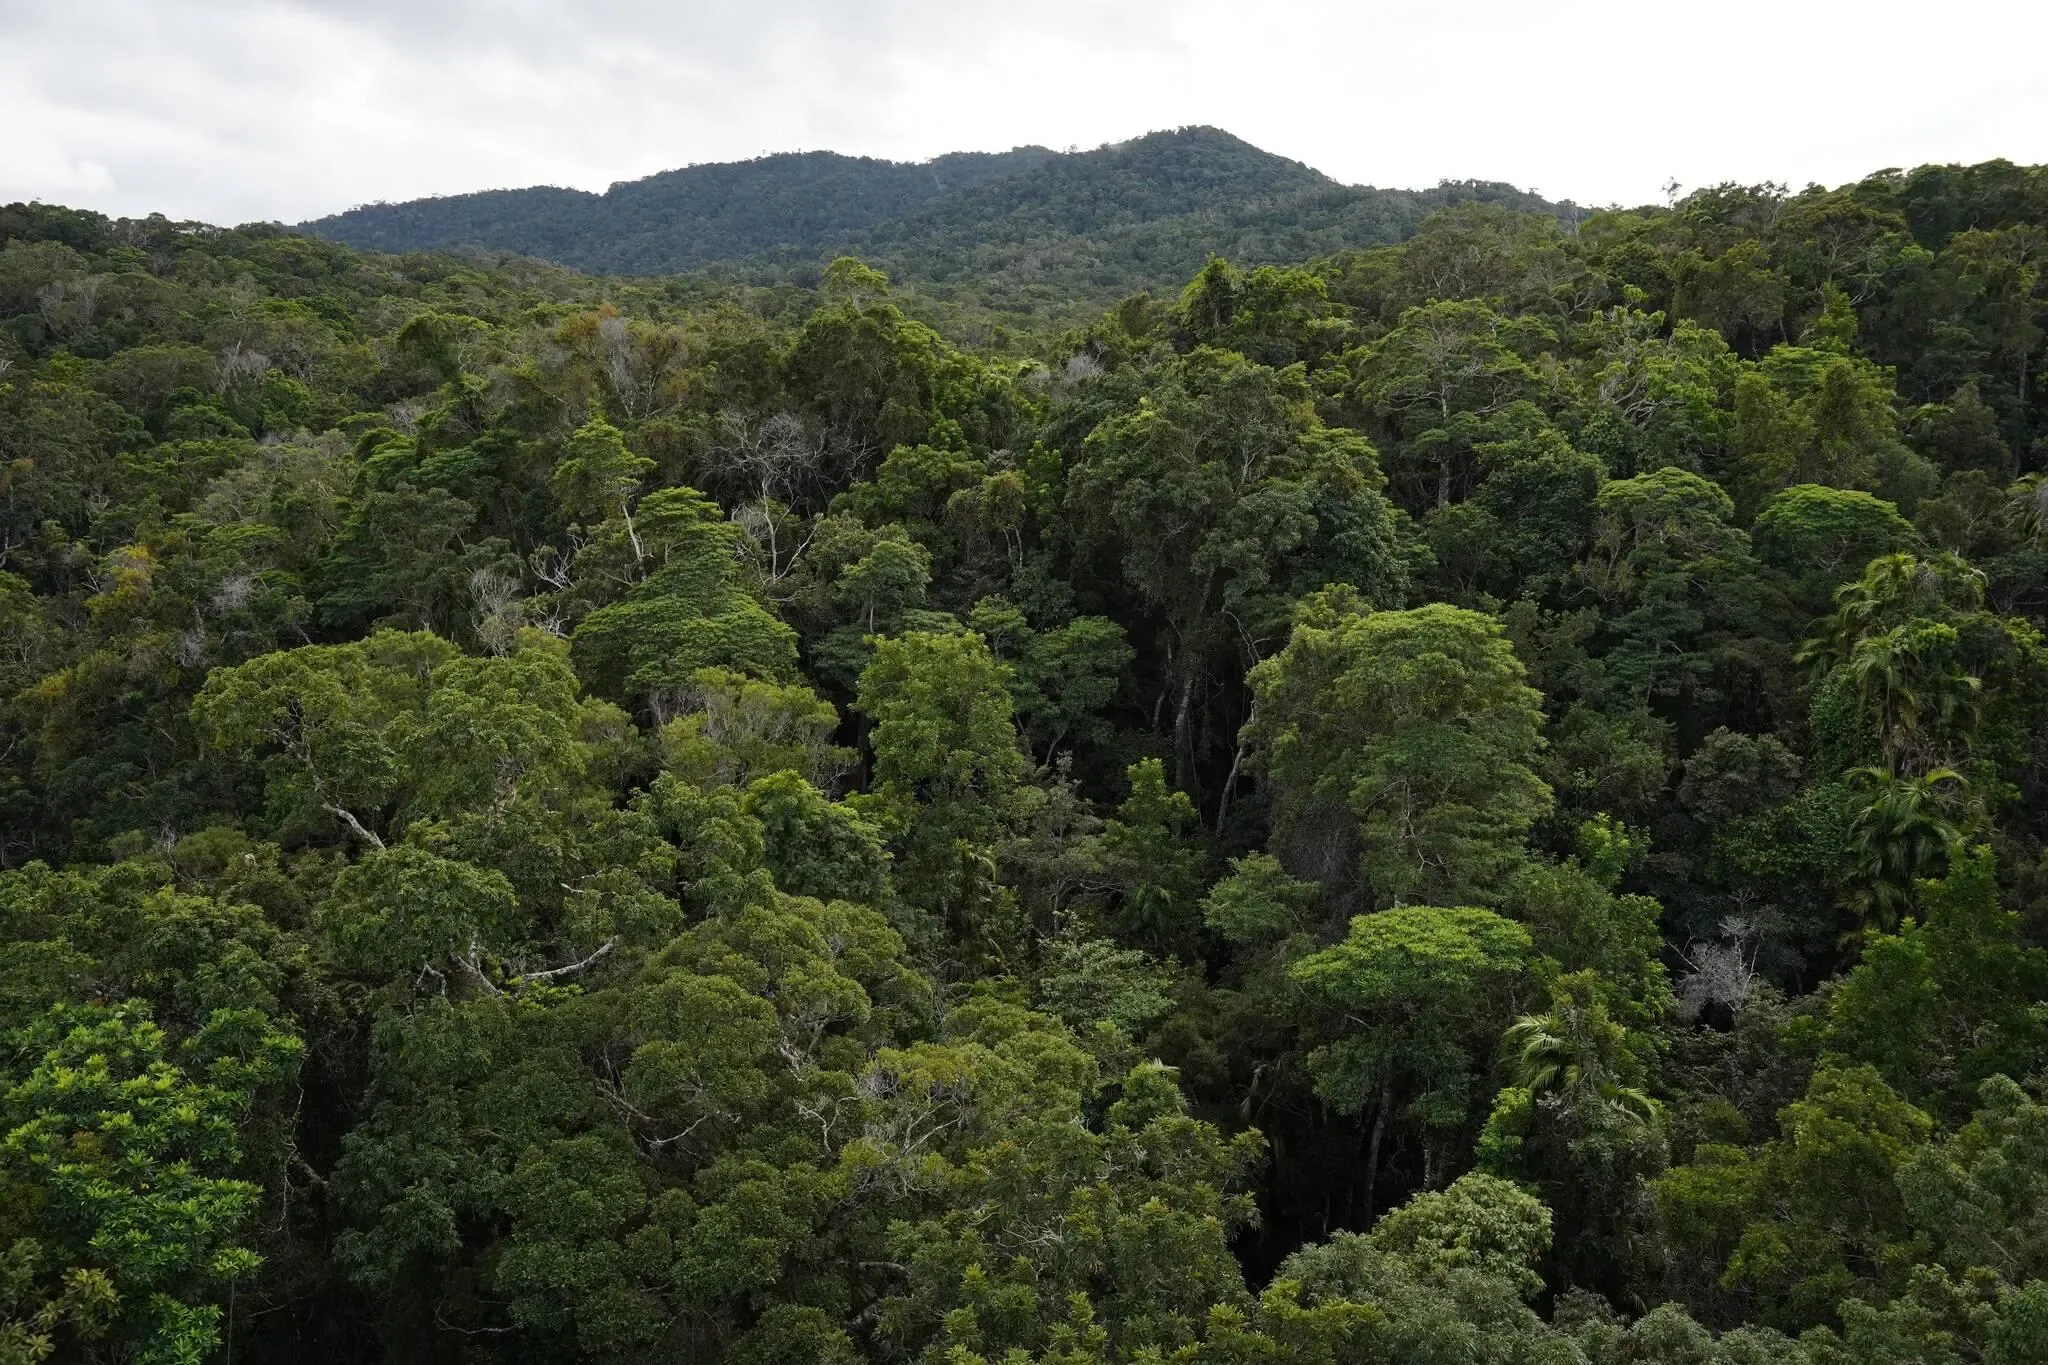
1672, 238, 1787, 346
568, 486, 799, 704
1291, 905, 1532, 1215
1096, 758, 1208, 957
1826, 845, 2048, 1109
1896, 1075, 2048, 1288
1353, 300, 1545, 509
855, 631, 1029, 957
1571, 303, 1737, 477
1750, 484, 1918, 613
834, 534, 930, 633
1578, 464, 1771, 709
1427, 417, 1604, 605
190, 630, 458, 848
1363, 1172, 1553, 1298
316, 482, 517, 637
1006, 614, 1133, 764
1065, 346, 1407, 790
1840, 767, 1967, 934
1276, 1174, 1564, 1365
657, 667, 852, 792
1732, 344, 1932, 512
1800, 551, 1986, 673
1500, 976, 1659, 1128
549, 417, 655, 555
191, 630, 608, 846
1245, 596, 1551, 911
1175, 258, 1352, 368
0, 1001, 301, 1363
1480, 971, 1665, 1297
319, 844, 526, 984
1199, 851, 1320, 948
1583, 465, 1748, 600
1654, 1064, 1933, 1330
780, 270, 1015, 476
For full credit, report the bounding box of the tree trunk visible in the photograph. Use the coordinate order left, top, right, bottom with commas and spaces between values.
620, 499, 647, 575
1216, 714, 1252, 838
1363, 1079, 1392, 1223
1172, 669, 1197, 791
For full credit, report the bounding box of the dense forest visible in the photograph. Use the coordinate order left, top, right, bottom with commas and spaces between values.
304, 129, 1567, 327
302, 145, 1062, 278
4, 150, 2048, 1365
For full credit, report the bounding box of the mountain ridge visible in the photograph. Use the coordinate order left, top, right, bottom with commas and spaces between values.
303, 128, 1569, 320
304, 144, 1059, 272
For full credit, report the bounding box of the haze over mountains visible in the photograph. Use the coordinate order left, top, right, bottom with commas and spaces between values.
304, 128, 1570, 319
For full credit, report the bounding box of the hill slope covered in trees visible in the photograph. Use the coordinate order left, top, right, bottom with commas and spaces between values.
304, 143, 1060, 273
302, 128, 1567, 321
4, 154, 2048, 1364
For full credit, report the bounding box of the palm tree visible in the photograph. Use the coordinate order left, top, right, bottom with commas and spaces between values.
1501, 975, 1658, 1130
1841, 766, 1966, 936
1798, 551, 1986, 678
2010, 472, 2048, 545
1841, 624, 1980, 772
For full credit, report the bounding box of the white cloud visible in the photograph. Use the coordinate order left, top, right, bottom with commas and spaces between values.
3, 0, 2045, 225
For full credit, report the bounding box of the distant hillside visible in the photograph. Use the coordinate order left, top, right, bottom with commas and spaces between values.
304, 146, 1058, 273
304, 128, 1569, 321
834, 128, 1568, 316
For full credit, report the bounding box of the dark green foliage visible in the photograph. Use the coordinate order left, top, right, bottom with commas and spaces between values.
306, 148, 1061, 274
306, 129, 1570, 328
5, 148, 2048, 1364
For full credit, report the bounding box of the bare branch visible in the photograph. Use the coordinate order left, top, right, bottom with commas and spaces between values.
512, 937, 617, 986
322, 803, 386, 851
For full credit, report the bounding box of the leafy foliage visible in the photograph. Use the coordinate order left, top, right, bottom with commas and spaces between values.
4, 149, 2048, 1363
305, 129, 1570, 329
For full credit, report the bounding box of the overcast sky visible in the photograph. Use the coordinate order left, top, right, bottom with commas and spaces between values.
5, 0, 2047, 226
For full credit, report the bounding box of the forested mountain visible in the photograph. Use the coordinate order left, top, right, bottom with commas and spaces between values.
304, 144, 1059, 273
303, 128, 1566, 322
5, 154, 2048, 1365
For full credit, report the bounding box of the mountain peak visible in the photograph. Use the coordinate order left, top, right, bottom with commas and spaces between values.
301, 130, 1560, 321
